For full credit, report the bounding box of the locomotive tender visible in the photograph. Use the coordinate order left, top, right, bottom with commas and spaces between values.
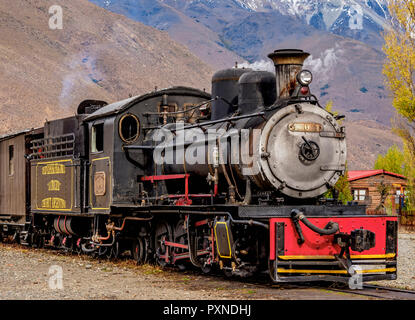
0, 49, 398, 283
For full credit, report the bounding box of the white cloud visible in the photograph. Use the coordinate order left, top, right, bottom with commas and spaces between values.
304, 44, 344, 81
239, 59, 275, 73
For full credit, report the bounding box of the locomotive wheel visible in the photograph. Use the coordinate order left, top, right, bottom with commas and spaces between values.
154, 220, 173, 267
132, 237, 148, 265
201, 264, 212, 274
174, 219, 188, 270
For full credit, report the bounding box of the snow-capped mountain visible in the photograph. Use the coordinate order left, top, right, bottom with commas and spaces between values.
159, 0, 389, 47
235, 0, 388, 23
239, 0, 389, 44
96, 0, 389, 47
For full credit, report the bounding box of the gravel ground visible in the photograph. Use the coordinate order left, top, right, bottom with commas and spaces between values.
371, 231, 415, 290
0, 244, 368, 300
1, 231, 414, 300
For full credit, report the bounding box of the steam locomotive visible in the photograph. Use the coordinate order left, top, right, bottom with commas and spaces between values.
0, 49, 398, 283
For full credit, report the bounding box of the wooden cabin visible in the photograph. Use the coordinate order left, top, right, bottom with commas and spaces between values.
348, 170, 407, 214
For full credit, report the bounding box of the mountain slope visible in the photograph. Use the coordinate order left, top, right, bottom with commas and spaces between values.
89, 0, 246, 69
0, 0, 213, 134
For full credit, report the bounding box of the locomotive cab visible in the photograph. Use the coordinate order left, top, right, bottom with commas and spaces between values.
83, 88, 211, 213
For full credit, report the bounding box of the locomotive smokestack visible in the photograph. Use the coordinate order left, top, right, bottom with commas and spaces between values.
268, 49, 310, 99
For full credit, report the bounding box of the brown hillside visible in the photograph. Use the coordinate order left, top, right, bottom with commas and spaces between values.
345, 120, 402, 171
94, 0, 246, 69
0, 0, 212, 134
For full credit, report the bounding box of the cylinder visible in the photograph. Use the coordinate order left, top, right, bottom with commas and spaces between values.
53, 216, 88, 236
267, 49, 310, 99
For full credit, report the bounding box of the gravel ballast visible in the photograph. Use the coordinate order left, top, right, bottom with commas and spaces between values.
372, 232, 415, 290
1, 232, 414, 299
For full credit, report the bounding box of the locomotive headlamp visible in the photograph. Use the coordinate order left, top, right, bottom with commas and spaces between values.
297, 70, 313, 86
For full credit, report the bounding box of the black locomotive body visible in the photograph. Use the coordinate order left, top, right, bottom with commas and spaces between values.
0, 49, 398, 283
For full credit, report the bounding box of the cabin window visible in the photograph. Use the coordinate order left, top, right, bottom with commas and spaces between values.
8, 145, 14, 176
92, 123, 104, 153
353, 189, 367, 201
119, 114, 140, 143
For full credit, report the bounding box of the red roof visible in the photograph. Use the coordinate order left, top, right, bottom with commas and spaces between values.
348, 170, 406, 182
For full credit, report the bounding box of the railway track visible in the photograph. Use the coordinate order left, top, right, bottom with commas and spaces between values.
276, 282, 415, 300
189, 268, 415, 300
241, 281, 415, 300
168, 261, 415, 300
335, 284, 415, 300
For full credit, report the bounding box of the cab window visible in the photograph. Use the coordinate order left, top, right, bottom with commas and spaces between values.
92, 123, 104, 153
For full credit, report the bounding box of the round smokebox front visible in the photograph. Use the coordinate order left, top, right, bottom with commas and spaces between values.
259, 103, 347, 199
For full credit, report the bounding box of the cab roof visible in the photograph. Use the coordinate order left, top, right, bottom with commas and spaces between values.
84, 86, 210, 122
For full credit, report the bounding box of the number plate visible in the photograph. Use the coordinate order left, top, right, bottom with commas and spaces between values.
288, 123, 322, 132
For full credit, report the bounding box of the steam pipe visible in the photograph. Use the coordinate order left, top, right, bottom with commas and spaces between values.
80, 233, 117, 253
95, 230, 112, 241
143, 112, 265, 131
112, 216, 153, 231
144, 98, 214, 116
291, 209, 339, 236
223, 212, 269, 229
81, 243, 97, 253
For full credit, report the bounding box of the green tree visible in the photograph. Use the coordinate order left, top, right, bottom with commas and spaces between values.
335, 167, 353, 205
325, 100, 344, 124
383, 0, 415, 209
374, 145, 405, 174
383, 0, 415, 121
393, 117, 415, 209
324, 165, 353, 205
325, 100, 334, 114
